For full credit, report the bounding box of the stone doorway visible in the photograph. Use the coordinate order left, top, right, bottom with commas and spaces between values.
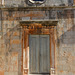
20, 20, 57, 75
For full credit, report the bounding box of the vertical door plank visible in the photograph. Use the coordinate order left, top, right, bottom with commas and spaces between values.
29, 35, 39, 73
47, 35, 50, 72
40, 35, 50, 73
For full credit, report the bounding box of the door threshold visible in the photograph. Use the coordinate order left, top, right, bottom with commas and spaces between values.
29, 74, 50, 75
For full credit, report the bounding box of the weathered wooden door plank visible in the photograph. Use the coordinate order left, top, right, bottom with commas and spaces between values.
29, 35, 40, 73
40, 35, 50, 73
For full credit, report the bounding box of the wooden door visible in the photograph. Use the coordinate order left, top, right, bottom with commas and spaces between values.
29, 35, 50, 75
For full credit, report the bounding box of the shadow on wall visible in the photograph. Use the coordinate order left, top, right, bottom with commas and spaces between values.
57, 25, 75, 45
56, 9, 75, 45
68, 0, 73, 6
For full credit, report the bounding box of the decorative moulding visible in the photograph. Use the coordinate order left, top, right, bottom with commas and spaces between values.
29, 0, 46, 4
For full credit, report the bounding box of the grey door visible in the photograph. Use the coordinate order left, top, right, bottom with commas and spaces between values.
29, 35, 50, 74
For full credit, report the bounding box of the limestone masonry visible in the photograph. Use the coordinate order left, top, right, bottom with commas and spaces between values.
0, 0, 75, 75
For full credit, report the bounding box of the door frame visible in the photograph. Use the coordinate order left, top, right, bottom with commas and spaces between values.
20, 22, 57, 75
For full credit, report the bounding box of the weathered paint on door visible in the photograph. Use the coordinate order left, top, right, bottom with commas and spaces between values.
29, 35, 50, 75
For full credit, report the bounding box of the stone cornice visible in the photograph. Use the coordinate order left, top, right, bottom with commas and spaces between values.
0, 6, 75, 11
20, 20, 58, 26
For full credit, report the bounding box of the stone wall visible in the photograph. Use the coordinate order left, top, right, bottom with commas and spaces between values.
0, 0, 1, 5
0, 0, 75, 7
56, 9, 75, 75
0, 0, 75, 75
3, 0, 70, 7
0, 10, 22, 75
0, 8, 74, 75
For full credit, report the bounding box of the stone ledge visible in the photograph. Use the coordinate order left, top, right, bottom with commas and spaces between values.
20, 20, 58, 26
1, 6, 75, 10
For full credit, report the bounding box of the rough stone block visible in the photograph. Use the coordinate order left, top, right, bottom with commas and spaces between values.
4, 72, 18, 75
13, 31, 19, 36
10, 40, 20, 44
0, 71, 4, 75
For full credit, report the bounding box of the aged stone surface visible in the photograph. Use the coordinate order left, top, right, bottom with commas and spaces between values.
4, 0, 69, 7
0, 0, 75, 75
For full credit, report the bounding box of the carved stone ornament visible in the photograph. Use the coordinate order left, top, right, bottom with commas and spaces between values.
29, 0, 46, 4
